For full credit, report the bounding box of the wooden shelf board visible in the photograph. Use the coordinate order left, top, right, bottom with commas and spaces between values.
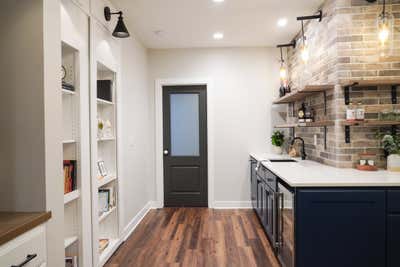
299, 121, 335, 127
64, 190, 80, 205
99, 239, 119, 266
98, 175, 117, 188
97, 99, 114, 105
62, 140, 76, 144
99, 207, 117, 223
62, 89, 76, 95
97, 137, 116, 142
342, 120, 400, 127
274, 123, 297, 128
273, 84, 334, 104
275, 121, 335, 128
341, 79, 400, 87
64, 236, 78, 248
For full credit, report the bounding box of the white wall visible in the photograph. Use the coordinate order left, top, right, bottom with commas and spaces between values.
148, 48, 281, 206
119, 38, 154, 232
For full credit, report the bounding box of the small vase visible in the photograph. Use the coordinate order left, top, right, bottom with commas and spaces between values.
387, 154, 400, 172
272, 146, 283, 155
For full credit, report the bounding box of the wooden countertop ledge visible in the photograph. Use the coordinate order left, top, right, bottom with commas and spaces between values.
0, 211, 51, 246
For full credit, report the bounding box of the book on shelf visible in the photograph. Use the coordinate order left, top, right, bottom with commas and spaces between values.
64, 160, 77, 194
65, 256, 78, 267
99, 239, 109, 253
62, 81, 75, 92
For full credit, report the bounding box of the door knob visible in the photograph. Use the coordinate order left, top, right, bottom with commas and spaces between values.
163, 149, 169, 155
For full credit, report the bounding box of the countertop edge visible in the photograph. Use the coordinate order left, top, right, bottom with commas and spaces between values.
0, 211, 52, 246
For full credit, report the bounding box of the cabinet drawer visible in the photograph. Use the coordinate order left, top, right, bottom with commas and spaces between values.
0, 225, 46, 267
387, 214, 400, 267
388, 190, 400, 213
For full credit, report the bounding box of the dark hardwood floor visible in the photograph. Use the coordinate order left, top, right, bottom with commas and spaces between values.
105, 208, 280, 267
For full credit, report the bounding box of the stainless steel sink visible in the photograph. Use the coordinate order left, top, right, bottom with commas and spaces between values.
269, 159, 297, 163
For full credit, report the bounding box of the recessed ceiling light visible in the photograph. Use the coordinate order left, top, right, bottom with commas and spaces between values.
213, 32, 224, 40
213, 0, 224, 2
277, 18, 288, 27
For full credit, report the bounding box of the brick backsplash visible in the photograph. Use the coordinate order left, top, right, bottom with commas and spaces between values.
282, 0, 400, 168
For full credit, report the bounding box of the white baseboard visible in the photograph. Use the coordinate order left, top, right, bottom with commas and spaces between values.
213, 201, 252, 209
150, 200, 163, 209
121, 201, 153, 241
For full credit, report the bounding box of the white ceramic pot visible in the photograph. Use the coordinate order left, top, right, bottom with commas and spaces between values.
387, 154, 400, 172
272, 146, 283, 155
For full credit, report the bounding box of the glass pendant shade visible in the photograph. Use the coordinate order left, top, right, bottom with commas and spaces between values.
300, 37, 309, 64
279, 62, 288, 85
112, 16, 130, 38
377, 12, 394, 57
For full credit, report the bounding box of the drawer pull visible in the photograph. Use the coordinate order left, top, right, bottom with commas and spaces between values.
11, 254, 37, 267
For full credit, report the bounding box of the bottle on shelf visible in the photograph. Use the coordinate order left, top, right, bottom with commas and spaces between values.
279, 83, 286, 97
355, 102, 365, 121
346, 102, 356, 122
305, 104, 314, 123
298, 103, 306, 123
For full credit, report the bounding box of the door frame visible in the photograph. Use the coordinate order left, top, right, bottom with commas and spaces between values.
155, 78, 215, 208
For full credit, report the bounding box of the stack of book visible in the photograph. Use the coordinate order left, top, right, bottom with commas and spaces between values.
62, 81, 75, 92
64, 160, 77, 194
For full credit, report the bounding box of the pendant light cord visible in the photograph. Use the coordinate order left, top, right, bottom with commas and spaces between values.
301, 21, 306, 44
280, 47, 284, 63
383, 0, 386, 15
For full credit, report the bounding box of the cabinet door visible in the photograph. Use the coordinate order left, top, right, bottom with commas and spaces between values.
256, 179, 263, 219
296, 190, 385, 267
387, 215, 400, 267
250, 160, 257, 209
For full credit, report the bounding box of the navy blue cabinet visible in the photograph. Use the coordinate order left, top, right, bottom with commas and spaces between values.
387, 215, 400, 267
296, 189, 386, 267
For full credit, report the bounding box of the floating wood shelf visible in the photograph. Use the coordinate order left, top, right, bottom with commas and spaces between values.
274, 120, 335, 128
341, 79, 400, 87
273, 84, 335, 104
342, 120, 400, 127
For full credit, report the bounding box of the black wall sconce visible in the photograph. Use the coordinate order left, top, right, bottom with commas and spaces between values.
104, 6, 130, 38
296, 11, 323, 64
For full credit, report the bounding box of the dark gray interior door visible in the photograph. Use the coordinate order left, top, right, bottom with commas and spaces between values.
163, 85, 208, 207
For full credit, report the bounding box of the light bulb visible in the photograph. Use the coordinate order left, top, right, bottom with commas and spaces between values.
301, 44, 309, 63
378, 22, 389, 45
280, 66, 287, 80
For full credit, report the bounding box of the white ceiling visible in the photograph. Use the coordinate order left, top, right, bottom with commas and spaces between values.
112, 0, 324, 49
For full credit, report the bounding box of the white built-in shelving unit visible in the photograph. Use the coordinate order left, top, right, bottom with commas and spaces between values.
62, 42, 82, 265
91, 60, 120, 266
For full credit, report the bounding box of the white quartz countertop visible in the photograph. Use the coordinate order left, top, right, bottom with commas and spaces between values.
250, 152, 400, 187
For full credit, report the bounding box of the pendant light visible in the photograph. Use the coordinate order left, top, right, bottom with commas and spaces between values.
300, 21, 309, 64
296, 11, 323, 64
377, 0, 394, 57
104, 7, 130, 38
277, 41, 296, 85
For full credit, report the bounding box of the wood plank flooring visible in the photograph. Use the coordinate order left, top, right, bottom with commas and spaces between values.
105, 208, 280, 267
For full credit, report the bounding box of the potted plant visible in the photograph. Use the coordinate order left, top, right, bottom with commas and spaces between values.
271, 131, 285, 154
379, 133, 400, 172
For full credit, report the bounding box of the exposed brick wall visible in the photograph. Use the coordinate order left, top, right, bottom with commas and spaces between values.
284, 0, 400, 168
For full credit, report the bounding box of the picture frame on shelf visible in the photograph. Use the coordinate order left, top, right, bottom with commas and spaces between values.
98, 190, 110, 214
97, 160, 108, 177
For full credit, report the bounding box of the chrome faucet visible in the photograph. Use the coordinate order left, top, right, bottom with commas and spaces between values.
291, 137, 307, 160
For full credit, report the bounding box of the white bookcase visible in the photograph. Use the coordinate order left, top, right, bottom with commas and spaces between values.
91, 61, 120, 266
62, 42, 82, 265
